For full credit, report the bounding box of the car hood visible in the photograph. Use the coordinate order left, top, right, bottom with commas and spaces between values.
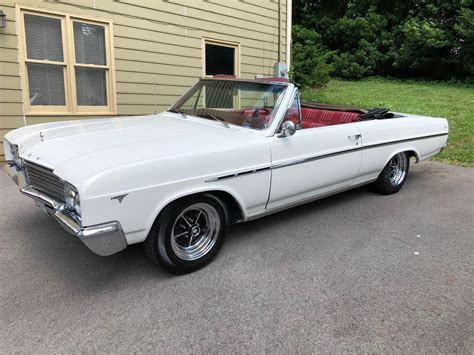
7, 113, 264, 185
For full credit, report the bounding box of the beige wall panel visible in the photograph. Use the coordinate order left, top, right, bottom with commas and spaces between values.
115, 48, 200, 69
117, 93, 177, 106
0, 102, 22, 115
0, 1, 17, 7
114, 37, 202, 59
0, 62, 20, 77
134, 1, 280, 36
207, 0, 285, 16
0, 20, 17, 37
0, 76, 21, 90
108, 2, 281, 44
167, 0, 283, 28
115, 59, 202, 78
116, 71, 197, 87
0, 4, 15, 17
0, 115, 24, 129
106, 0, 282, 37
0, 48, 18, 63
0, 89, 22, 103
117, 82, 189, 96
0, 33, 18, 50
113, 25, 201, 50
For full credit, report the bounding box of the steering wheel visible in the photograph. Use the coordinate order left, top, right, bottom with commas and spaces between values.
243, 108, 270, 129
252, 107, 271, 118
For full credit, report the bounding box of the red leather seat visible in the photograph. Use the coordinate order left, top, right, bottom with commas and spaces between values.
301, 107, 359, 128
301, 121, 325, 129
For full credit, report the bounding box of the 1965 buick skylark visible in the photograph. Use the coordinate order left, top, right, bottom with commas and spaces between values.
3, 78, 448, 273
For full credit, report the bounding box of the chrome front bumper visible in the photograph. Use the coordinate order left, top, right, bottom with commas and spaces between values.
4, 163, 127, 256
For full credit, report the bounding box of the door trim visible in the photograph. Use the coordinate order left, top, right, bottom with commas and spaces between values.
204, 132, 447, 182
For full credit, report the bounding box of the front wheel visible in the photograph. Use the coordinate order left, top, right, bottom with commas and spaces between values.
371, 152, 410, 195
144, 194, 228, 274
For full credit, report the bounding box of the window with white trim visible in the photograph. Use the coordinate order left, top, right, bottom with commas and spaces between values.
203, 39, 240, 77
19, 7, 116, 114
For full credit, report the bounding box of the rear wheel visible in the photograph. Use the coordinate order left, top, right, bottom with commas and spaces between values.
372, 152, 410, 195
144, 194, 228, 274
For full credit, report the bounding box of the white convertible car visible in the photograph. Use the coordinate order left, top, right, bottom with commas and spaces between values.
4, 78, 448, 273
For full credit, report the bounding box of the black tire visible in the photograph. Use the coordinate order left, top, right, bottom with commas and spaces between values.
144, 193, 228, 274
371, 152, 410, 195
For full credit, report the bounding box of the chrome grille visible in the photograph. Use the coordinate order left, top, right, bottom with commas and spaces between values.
24, 161, 65, 202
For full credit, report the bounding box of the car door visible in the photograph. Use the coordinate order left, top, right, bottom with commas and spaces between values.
267, 92, 363, 210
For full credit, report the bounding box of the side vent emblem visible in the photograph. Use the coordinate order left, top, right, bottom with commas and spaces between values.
111, 194, 128, 203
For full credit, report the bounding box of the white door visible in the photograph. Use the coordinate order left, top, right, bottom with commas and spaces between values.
267, 97, 363, 210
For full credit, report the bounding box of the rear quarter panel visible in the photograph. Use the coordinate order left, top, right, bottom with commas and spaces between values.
356, 115, 448, 183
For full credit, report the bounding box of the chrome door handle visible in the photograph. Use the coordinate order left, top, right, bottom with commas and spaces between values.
348, 134, 362, 140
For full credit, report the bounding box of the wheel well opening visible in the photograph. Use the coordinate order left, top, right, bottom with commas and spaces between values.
405, 150, 420, 163
160, 191, 244, 226
206, 191, 244, 225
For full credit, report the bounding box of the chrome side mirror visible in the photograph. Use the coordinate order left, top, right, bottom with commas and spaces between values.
278, 121, 296, 138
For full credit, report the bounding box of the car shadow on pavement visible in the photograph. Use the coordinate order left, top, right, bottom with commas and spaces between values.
16, 183, 383, 291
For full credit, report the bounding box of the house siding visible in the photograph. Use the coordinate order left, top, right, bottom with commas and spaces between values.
0, 0, 289, 164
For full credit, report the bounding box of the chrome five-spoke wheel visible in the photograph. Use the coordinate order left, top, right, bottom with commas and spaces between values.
388, 153, 408, 186
372, 152, 410, 195
171, 203, 220, 261
144, 194, 227, 274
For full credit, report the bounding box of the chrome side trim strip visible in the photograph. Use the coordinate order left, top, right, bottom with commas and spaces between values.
205, 132, 448, 182
272, 132, 448, 170
272, 146, 363, 170
205, 166, 271, 182
363, 132, 448, 150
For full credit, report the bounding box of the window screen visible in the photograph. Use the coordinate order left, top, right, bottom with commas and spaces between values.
205, 43, 235, 76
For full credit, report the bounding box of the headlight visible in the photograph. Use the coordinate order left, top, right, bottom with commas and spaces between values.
74, 193, 81, 215
10, 144, 23, 168
64, 184, 80, 215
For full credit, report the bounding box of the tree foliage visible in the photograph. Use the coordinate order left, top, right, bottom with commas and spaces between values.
292, 0, 474, 82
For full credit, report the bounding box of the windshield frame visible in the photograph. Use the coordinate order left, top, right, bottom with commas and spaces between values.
168, 78, 293, 133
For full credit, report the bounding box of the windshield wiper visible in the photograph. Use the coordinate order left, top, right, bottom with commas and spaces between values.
199, 114, 230, 128
167, 108, 187, 119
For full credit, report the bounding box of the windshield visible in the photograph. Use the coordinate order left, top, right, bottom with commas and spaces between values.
169, 79, 288, 129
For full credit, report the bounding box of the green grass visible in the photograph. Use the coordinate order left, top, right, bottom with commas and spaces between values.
302, 78, 474, 167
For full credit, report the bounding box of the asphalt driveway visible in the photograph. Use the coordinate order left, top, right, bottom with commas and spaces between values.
1, 161, 473, 353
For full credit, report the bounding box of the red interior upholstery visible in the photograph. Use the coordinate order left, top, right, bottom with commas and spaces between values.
300, 107, 359, 129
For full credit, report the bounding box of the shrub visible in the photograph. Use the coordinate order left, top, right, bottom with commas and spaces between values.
290, 25, 331, 88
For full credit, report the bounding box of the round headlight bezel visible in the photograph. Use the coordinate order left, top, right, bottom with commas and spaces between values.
11, 144, 23, 168
64, 184, 79, 213
74, 193, 81, 215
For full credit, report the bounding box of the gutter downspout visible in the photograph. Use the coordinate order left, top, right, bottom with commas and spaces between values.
286, 0, 292, 68
277, 0, 281, 63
